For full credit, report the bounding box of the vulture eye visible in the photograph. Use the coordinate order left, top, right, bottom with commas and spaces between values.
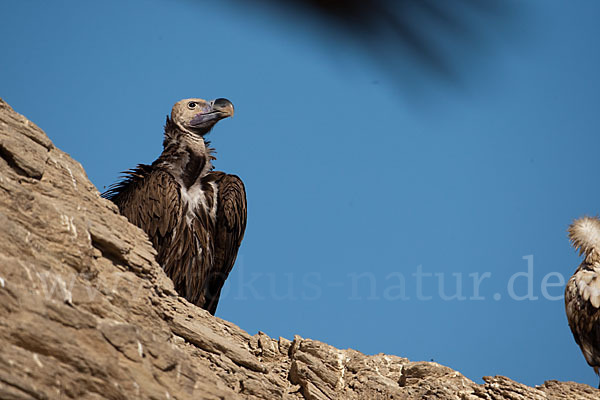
188, 102, 197, 109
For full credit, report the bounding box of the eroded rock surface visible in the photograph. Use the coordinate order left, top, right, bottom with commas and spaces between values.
0, 98, 596, 399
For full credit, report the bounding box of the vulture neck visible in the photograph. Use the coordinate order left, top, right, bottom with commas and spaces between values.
158, 117, 215, 189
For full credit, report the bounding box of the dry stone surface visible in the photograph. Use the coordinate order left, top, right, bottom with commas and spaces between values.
0, 97, 597, 399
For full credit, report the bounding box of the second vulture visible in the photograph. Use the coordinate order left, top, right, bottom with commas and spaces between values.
566, 216, 600, 387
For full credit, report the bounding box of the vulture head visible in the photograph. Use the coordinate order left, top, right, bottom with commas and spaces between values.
171, 97, 234, 136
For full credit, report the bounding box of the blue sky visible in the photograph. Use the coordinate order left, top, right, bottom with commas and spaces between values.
2, 0, 600, 388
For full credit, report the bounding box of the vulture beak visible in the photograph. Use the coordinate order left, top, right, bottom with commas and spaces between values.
189, 98, 234, 130
212, 98, 234, 118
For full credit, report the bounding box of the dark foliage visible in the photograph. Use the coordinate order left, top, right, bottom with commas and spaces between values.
222, 0, 516, 88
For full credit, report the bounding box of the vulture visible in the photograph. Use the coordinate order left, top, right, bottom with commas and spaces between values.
566, 216, 600, 385
103, 98, 246, 315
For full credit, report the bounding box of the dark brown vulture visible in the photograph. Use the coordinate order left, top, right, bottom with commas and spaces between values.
103, 98, 246, 315
566, 216, 600, 385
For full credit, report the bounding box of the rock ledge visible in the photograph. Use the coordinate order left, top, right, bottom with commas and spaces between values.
0, 98, 595, 399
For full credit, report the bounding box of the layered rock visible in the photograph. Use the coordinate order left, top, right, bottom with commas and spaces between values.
0, 98, 596, 399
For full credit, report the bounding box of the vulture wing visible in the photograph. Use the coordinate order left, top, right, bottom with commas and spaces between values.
204, 172, 247, 314
103, 167, 188, 287
566, 266, 600, 375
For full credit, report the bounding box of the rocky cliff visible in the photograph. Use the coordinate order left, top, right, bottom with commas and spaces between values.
0, 97, 596, 399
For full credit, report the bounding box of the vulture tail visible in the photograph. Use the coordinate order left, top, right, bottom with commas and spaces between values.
569, 216, 600, 257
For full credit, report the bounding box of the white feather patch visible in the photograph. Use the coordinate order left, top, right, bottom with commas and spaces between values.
575, 269, 600, 309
